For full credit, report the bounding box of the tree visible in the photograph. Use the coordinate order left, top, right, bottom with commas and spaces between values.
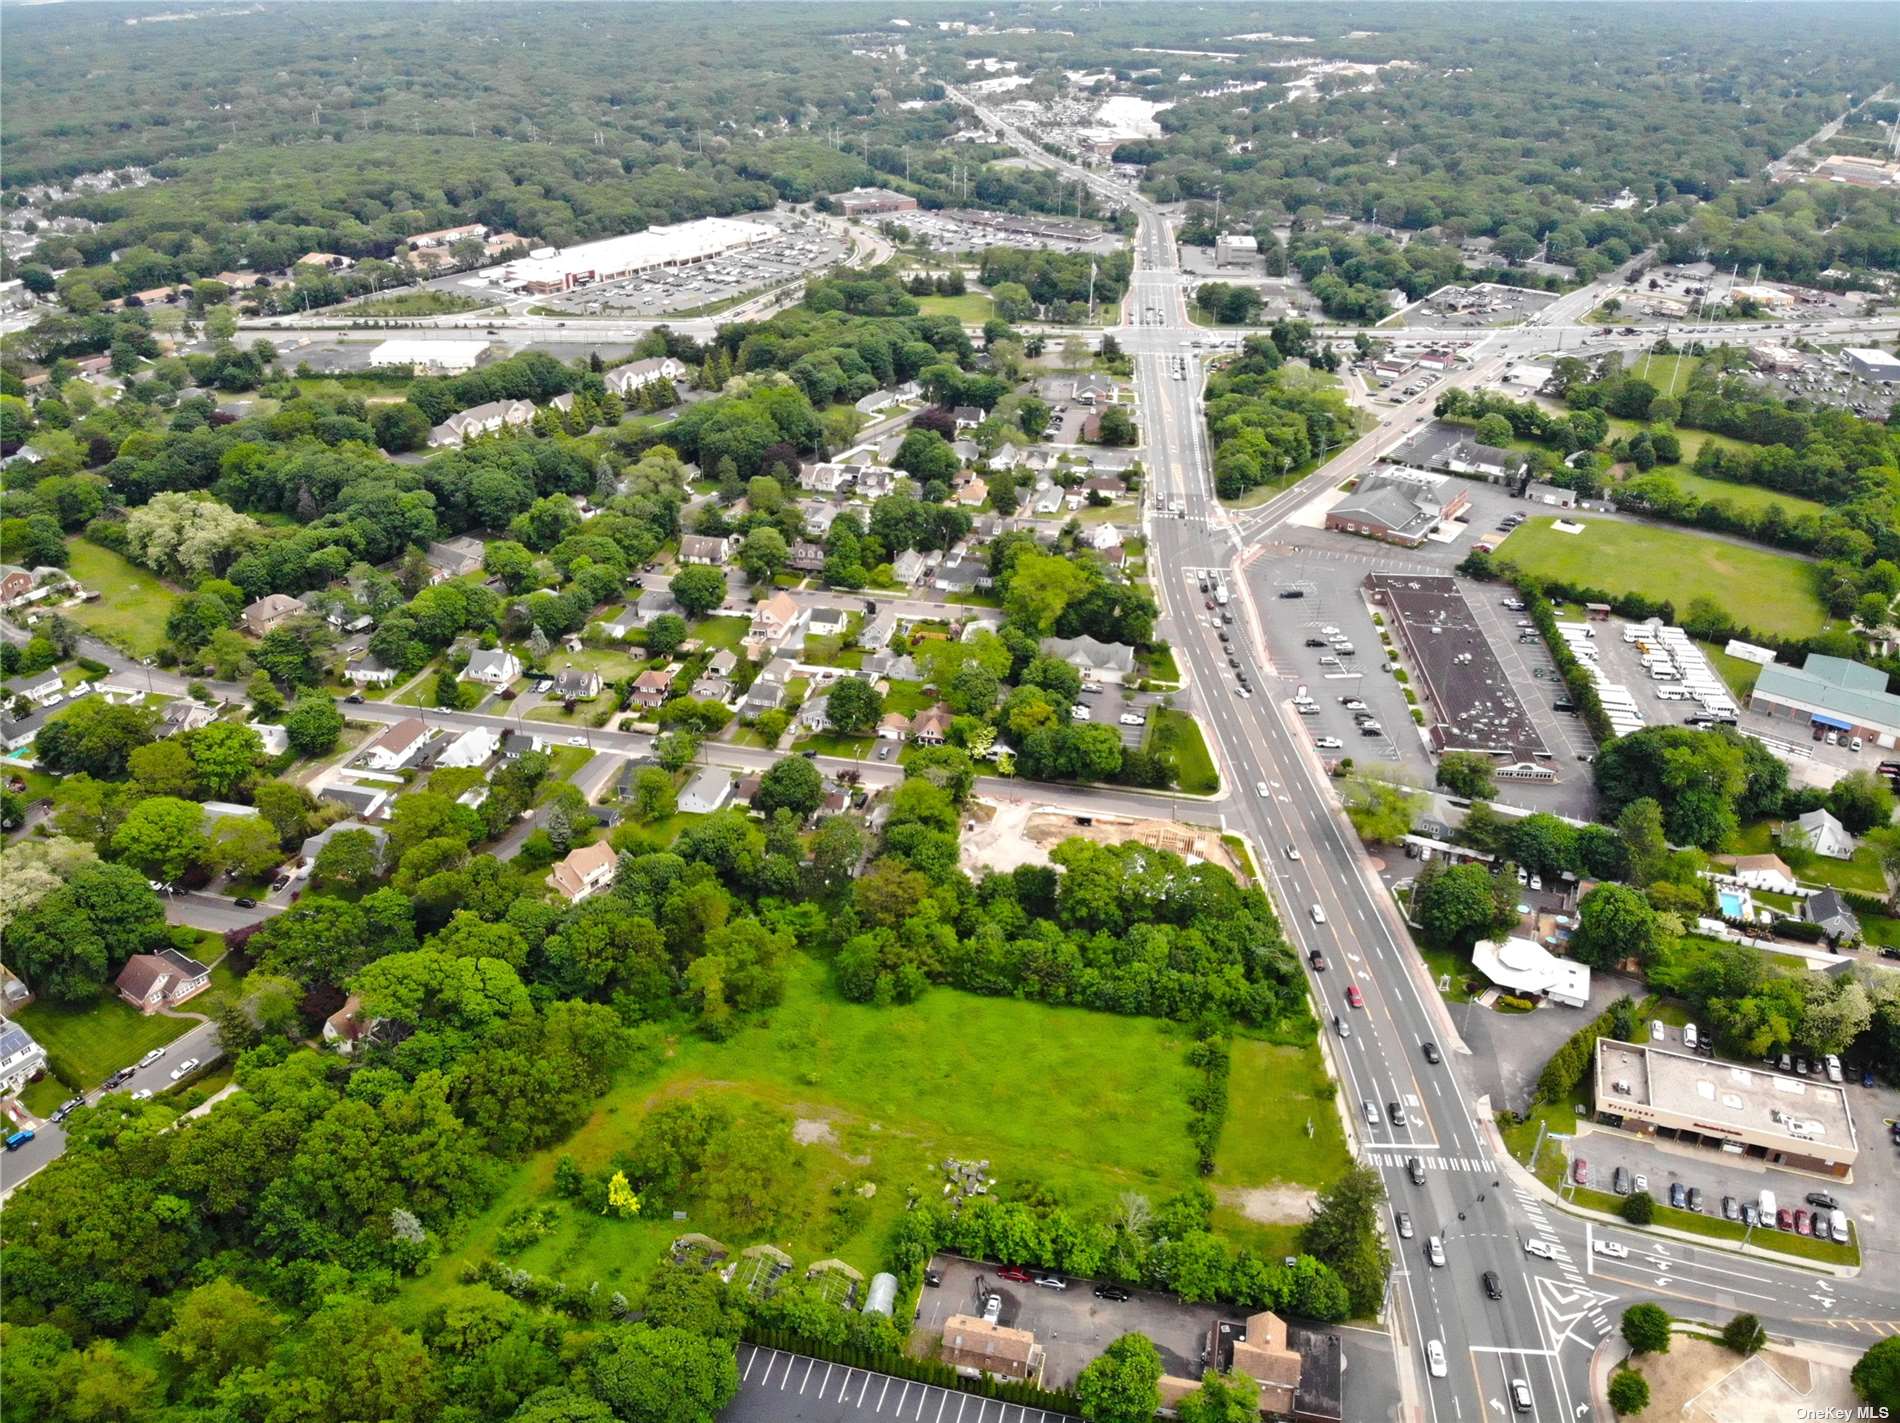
160, 1279, 278, 1395
1435, 751, 1495, 799
1475, 413, 1515, 447
207, 814, 284, 881
1572, 883, 1664, 970
739, 527, 788, 583
33, 699, 158, 778
1341, 771, 1421, 844
1617, 797, 1669, 887
1621, 1302, 1672, 1355
1827, 770, 1896, 836
1412, 862, 1505, 950
755, 756, 822, 820
112, 796, 208, 883
434, 667, 465, 709
129, 738, 198, 797
1621, 1190, 1654, 1225
373, 402, 433, 453
312, 828, 383, 893
284, 695, 345, 756
646, 613, 688, 658
825, 676, 881, 735
669, 565, 726, 618
1300, 1163, 1391, 1317
1720, 1313, 1766, 1356
1854, 1336, 1900, 1413
893, 427, 960, 483
1607, 1370, 1650, 1416
185, 721, 263, 798
1176, 1372, 1259, 1423
6, 862, 163, 1002
1075, 1333, 1163, 1423
1096, 404, 1137, 446
630, 767, 678, 822
585, 1324, 739, 1423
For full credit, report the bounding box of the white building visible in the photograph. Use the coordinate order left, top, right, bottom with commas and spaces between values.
1471, 937, 1591, 1008
499, 218, 772, 294
368, 338, 492, 376
603, 356, 686, 397
678, 767, 733, 815
465, 648, 522, 687
1845, 347, 1900, 383
428, 398, 535, 447
435, 725, 500, 769
0, 1017, 48, 1097
1792, 808, 1857, 861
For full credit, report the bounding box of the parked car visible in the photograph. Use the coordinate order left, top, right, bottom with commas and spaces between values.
1314, 736, 1343, 749
170, 1058, 201, 1081
49, 1096, 85, 1126
1688, 1187, 1703, 1212
1794, 1210, 1811, 1236
1092, 1284, 1131, 1302
1806, 1191, 1839, 1211
1776, 1207, 1794, 1231
234, 896, 257, 908
130, 1089, 153, 1102
4, 1128, 36, 1151
1573, 1158, 1590, 1187
996, 1267, 1033, 1283
1613, 1167, 1630, 1196
1033, 1275, 1066, 1290
138, 1048, 167, 1068
1668, 1182, 1686, 1209
924, 1270, 943, 1287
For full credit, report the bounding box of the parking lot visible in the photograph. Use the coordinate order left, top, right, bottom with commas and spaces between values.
1745, 347, 1898, 417
919, 1255, 1220, 1388
902, 208, 1120, 257
729, 1348, 1068, 1423
1405, 283, 1560, 330
1075, 682, 1162, 749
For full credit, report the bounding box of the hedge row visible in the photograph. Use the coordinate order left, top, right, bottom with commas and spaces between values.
1186, 1031, 1232, 1176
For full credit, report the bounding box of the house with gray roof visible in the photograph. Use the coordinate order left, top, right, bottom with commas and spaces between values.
1804, 888, 1862, 945
1325, 466, 1469, 548
1042, 634, 1136, 684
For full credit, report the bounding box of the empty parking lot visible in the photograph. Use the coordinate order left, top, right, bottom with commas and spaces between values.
728, 1348, 1067, 1423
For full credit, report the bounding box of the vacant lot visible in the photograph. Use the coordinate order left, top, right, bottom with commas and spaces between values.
413, 956, 1209, 1306
1648, 469, 1826, 521
1149, 708, 1219, 794
17, 993, 197, 1091
63, 540, 183, 658
915, 292, 994, 325
1212, 1038, 1353, 1255
1497, 519, 1827, 639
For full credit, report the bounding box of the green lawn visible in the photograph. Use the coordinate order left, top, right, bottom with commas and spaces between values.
1211, 1038, 1353, 1257
1693, 640, 1765, 700
915, 293, 995, 324
689, 616, 749, 654
1496, 518, 1828, 639
345, 290, 495, 317
1149, 708, 1219, 794
1139, 647, 1182, 687
1647, 470, 1826, 521
538, 745, 597, 791
16, 995, 198, 1092
795, 731, 873, 760
63, 540, 184, 658
410, 956, 1212, 1306
1627, 352, 1701, 391
1730, 821, 1893, 895
393, 671, 485, 710
880, 680, 935, 717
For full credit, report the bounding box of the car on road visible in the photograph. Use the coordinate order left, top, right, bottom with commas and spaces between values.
1310, 905, 1327, 924
1092, 1284, 1131, 1302
1421, 1041, 1440, 1064
1285, 844, 1301, 860
1304, 638, 1328, 648
103, 1068, 135, 1090
567, 735, 587, 747
344, 692, 366, 704
170, 1058, 201, 1081
1314, 736, 1343, 749
1033, 1275, 1066, 1290
1426, 1236, 1446, 1267
1510, 1379, 1533, 1414
1592, 1239, 1629, 1259
1482, 1270, 1503, 1300
1333, 1013, 1350, 1039
1204, 599, 1215, 611
49, 1096, 85, 1125
4, 1127, 37, 1150
1407, 1156, 1425, 1186
1395, 1211, 1414, 1239
130, 1089, 153, 1102
1523, 1239, 1555, 1260
1387, 1101, 1405, 1126
272, 875, 291, 892
1346, 984, 1364, 1008
1363, 1101, 1380, 1127
1573, 1158, 1590, 1187
1427, 1340, 1447, 1378
234, 896, 257, 908
138, 1048, 167, 1068
996, 1267, 1033, 1283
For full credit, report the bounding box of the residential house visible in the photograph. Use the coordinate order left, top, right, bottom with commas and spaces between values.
855, 466, 899, 498
859, 612, 896, 651
1071, 373, 1115, 406
158, 699, 218, 737
435, 725, 500, 769
1721, 854, 1801, 896
631, 587, 682, 627
691, 670, 735, 704
319, 783, 390, 819
807, 606, 850, 639
950, 405, 984, 431
1031, 484, 1066, 516
465, 648, 522, 687
0, 1018, 48, 1096
547, 840, 620, 904
15, 669, 65, 707
428, 398, 535, 448
242, 592, 305, 637
1792, 808, 1857, 860
742, 657, 795, 716
501, 731, 544, 761
114, 948, 211, 1014
343, 653, 397, 688
877, 712, 911, 740
248, 720, 289, 756
678, 767, 733, 815
797, 689, 833, 732
801, 462, 856, 494
789, 540, 828, 574
603, 356, 684, 398
892, 549, 927, 586
1042, 634, 1136, 685
1804, 888, 1862, 945
362, 716, 431, 771
678, 534, 736, 566
322, 995, 376, 1055
910, 704, 953, 744
801, 501, 846, 538
1523, 481, 1576, 508
630, 668, 675, 710
0, 564, 54, 607
703, 649, 739, 681
864, 651, 919, 682
953, 475, 988, 507
747, 591, 807, 655
934, 558, 987, 594
1081, 522, 1123, 551
2, 701, 64, 750
548, 392, 575, 416
938, 1315, 1043, 1385
951, 438, 979, 465
553, 666, 603, 702
426, 536, 487, 580
298, 820, 389, 875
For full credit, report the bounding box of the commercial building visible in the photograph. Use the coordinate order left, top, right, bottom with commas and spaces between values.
1594, 1038, 1859, 1178
938, 1314, 1043, 1383
1471, 937, 1591, 1008
1214, 233, 1258, 267
1814, 155, 1900, 188
1748, 653, 1900, 749
1326, 466, 1469, 548
835, 187, 919, 217
368, 338, 492, 376
499, 217, 770, 294
1730, 284, 1794, 309
1844, 347, 1900, 383
1749, 344, 1805, 374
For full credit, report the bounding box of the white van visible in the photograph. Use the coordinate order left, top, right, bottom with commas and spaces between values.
1683, 1023, 1698, 1050
1830, 1209, 1849, 1244
1759, 1189, 1777, 1222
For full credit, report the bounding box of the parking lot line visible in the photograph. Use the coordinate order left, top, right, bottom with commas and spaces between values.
801, 1358, 816, 1393
935, 1390, 948, 1423
896, 1382, 910, 1415
876, 1377, 891, 1412
838, 1368, 857, 1402
820, 1363, 834, 1396
858, 1370, 873, 1404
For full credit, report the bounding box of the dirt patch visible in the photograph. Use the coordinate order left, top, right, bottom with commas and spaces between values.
792, 1117, 838, 1146
1620, 1335, 1860, 1422
1220, 1184, 1318, 1225
959, 797, 1246, 878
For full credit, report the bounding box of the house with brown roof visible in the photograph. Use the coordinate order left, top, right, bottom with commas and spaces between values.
1718, 853, 1800, 896
1227, 1311, 1304, 1416
114, 948, 211, 1014
242, 592, 305, 637
748, 591, 807, 656
938, 1315, 1043, 1384
322, 994, 377, 1054
878, 711, 912, 741
362, 716, 430, 771
547, 840, 619, 903
630, 667, 675, 710
910, 704, 952, 745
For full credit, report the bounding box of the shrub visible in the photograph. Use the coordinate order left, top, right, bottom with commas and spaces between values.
1621, 1191, 1654, 1225
1721, 1313, 1766, 1356
1608, 1369, 1650, 1416
1622, 1302, 1672, 1355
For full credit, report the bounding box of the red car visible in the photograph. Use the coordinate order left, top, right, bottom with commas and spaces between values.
1776, 1208, 1794, 1231
1204, 599, 1215, 611
1573, 1158, 1589, 1187
1794, 1209, 1811, 1236
1346, 985, 1365, 1008
996, 1267, 1033, 1283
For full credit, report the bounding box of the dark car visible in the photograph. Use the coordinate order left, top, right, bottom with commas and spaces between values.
1279, 589, 1305, 599
49, 1096, 85, 1125
996, 1267, 1033, 1283
1688, 1187, 1703, 1213
1482, 1270, 1503, 1300
1308, 948, 1327, 971
1407, 1156, 1425, 1186
234, 896, 257, 908
924, 1270, 942, 1288
1421, 1042, 1441, 1064
1092, 1284, 1132, 1302
1305, 638, 1328, 648
1807, 1191, 1839, 1211
344, 692, 365, 704
1668, 1182, 1686, 1209
271, 875, 291, 892
1388, 1101, 1406, 1127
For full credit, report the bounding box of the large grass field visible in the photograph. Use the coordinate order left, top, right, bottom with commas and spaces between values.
63, 539, 184, 658
1496, 518, 1828, 639
915, 292, 995, 324
1627, 351, 1701, 391
1212, 1038, 1353, 1256
16, 993, 198, 1091
1148, 708, 1219, 794
1647, 470, 1826, 521
410, 956, 1226, 1306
